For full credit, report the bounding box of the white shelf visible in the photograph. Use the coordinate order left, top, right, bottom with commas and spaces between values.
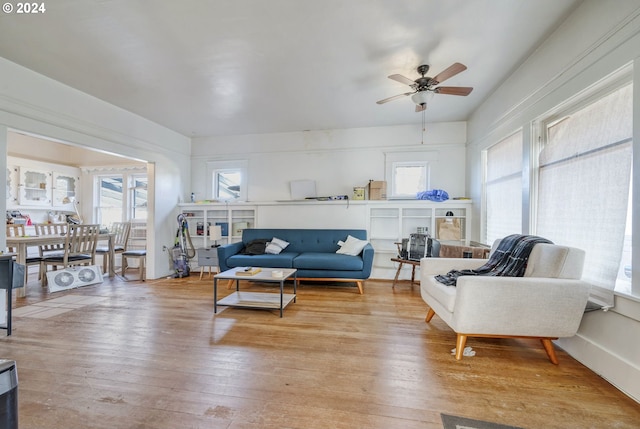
179, 203, 257, 248
217, 291, 296, 310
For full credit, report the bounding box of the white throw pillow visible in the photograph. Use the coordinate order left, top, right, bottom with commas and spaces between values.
265, 237, 290, 254
336, 235, 369, 256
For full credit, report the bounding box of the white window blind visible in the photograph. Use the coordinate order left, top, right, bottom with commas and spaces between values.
537, 84, 632, 301
485, 131, 523, 245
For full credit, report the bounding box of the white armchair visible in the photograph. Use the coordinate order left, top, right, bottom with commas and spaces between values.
420, 242, 590, 364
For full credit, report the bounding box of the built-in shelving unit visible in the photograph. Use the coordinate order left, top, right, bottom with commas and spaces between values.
367, 200, 472, 277
178, 200, 472, 279
179, 203, 257, 249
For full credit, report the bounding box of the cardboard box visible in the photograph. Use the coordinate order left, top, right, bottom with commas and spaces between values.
368, 181, 387, 200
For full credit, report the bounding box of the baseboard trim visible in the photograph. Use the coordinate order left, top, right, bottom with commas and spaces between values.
556, 335, 640, 403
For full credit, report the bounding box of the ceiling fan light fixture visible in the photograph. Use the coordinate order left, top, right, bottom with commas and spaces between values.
411, 91, 433, 106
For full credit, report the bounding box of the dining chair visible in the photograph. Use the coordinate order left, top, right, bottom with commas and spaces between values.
121, 249, 146, 281
96, 221, 130, 274
41, 224, 101, 286
34, 223, 69, 258
6, 224, 42, 280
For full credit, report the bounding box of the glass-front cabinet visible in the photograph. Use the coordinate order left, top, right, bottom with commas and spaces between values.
52, 172, 79, 209
6, 166, 18, 206
18, 168, 51, 206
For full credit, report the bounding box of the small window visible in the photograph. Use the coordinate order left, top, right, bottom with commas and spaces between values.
391, 161, 429, 198
385, 151, 434, 199
215, 169, 241, 200
207, 160, 248, 202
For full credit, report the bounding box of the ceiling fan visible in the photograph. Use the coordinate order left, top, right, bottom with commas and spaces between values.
376, 63, 473, 112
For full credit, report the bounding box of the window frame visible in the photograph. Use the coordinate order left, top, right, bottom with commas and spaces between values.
389, 161, 430, 199
483, 129, 524, 245
206, 159, 248, 202
92, 168, 147, 228
384, 151, 435, 200
531, 74, 633, 301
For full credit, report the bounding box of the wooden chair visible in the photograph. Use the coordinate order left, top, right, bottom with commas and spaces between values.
41, 224, 100, 286
96, 222, 130, 274
121, 249, 146, 281
6, 224, 42, 280
34, 223, 68, 258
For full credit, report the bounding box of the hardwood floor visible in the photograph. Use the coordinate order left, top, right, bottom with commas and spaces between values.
3, 275, 639, 429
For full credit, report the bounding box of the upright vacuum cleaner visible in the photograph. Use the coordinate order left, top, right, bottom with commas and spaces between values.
170, 213, 196, 277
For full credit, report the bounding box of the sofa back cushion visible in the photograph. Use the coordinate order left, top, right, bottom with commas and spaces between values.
242, 229, 368, 254
489, 239, 585, 280
523, 243, 585, 279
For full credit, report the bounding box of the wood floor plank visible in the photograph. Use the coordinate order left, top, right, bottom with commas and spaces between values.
2, 276, 639, 428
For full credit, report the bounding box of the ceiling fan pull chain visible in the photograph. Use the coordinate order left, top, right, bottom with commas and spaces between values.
421, 109, 426, 144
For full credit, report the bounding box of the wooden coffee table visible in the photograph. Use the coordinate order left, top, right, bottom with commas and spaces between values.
213, 267, 297, 317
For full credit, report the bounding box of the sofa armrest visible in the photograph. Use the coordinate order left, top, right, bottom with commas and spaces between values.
420, 257, 488, 276
453, 276, 591, 337
216, 242, 245, 272
360, 243, 374, 278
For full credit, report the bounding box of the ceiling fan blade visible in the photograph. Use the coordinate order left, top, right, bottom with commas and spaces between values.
434, 86, 473, 96
432, 63, 467, 84
415, 103, 427, 112
376, 92, 413, 104
388, 74, 416, 86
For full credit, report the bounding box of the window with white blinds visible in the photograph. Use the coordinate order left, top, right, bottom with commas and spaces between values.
536, 83, 632, 294
485, 131, 523, 245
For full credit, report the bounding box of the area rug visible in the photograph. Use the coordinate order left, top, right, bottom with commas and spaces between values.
441, 414, 524, 429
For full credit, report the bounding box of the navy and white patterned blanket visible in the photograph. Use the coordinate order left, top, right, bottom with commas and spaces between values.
435, 234, 552, 286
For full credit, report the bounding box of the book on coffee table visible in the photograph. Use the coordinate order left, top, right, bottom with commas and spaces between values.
236, 267, 262, 276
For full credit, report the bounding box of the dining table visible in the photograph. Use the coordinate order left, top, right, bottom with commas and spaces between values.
6, 232, 114, 298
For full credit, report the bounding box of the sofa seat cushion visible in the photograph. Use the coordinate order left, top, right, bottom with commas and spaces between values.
293, 252, 363, 271
226, 252, 299, 269
422, 276, 457, 313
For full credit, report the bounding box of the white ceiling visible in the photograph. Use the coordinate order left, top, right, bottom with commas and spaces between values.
0, 0, 580, 138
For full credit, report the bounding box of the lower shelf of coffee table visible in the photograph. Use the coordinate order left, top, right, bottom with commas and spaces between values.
217, 291, 296, 309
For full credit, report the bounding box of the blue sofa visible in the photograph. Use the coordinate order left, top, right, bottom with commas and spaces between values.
217, 228, 374, 294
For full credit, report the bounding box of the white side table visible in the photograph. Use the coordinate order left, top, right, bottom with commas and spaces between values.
197, 247, 219, 280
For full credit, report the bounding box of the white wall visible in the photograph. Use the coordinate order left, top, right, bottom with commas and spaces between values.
466, 0, 640, 402
191, 122, 467, 204
0, 57, 191, 279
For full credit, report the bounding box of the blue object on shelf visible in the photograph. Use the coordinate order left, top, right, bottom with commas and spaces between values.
216, 222, 229, 237
417, 189, 449, 202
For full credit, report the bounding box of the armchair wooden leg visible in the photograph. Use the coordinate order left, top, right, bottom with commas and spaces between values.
425, 308, 435, 323
541, 338, 559, 365
455, 334, 468, 361
356, 281, 363, 294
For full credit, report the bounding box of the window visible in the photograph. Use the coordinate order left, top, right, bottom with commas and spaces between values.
391, 162, 429, 198
95, 175, 123, 229
215, 169, 241, 200
535, 82, 632, 298
385, 151, 434, 199
207, 160, 248, 202
94, 170, 147, 228
484, 131, 523, 245
130, 174, 147, 220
